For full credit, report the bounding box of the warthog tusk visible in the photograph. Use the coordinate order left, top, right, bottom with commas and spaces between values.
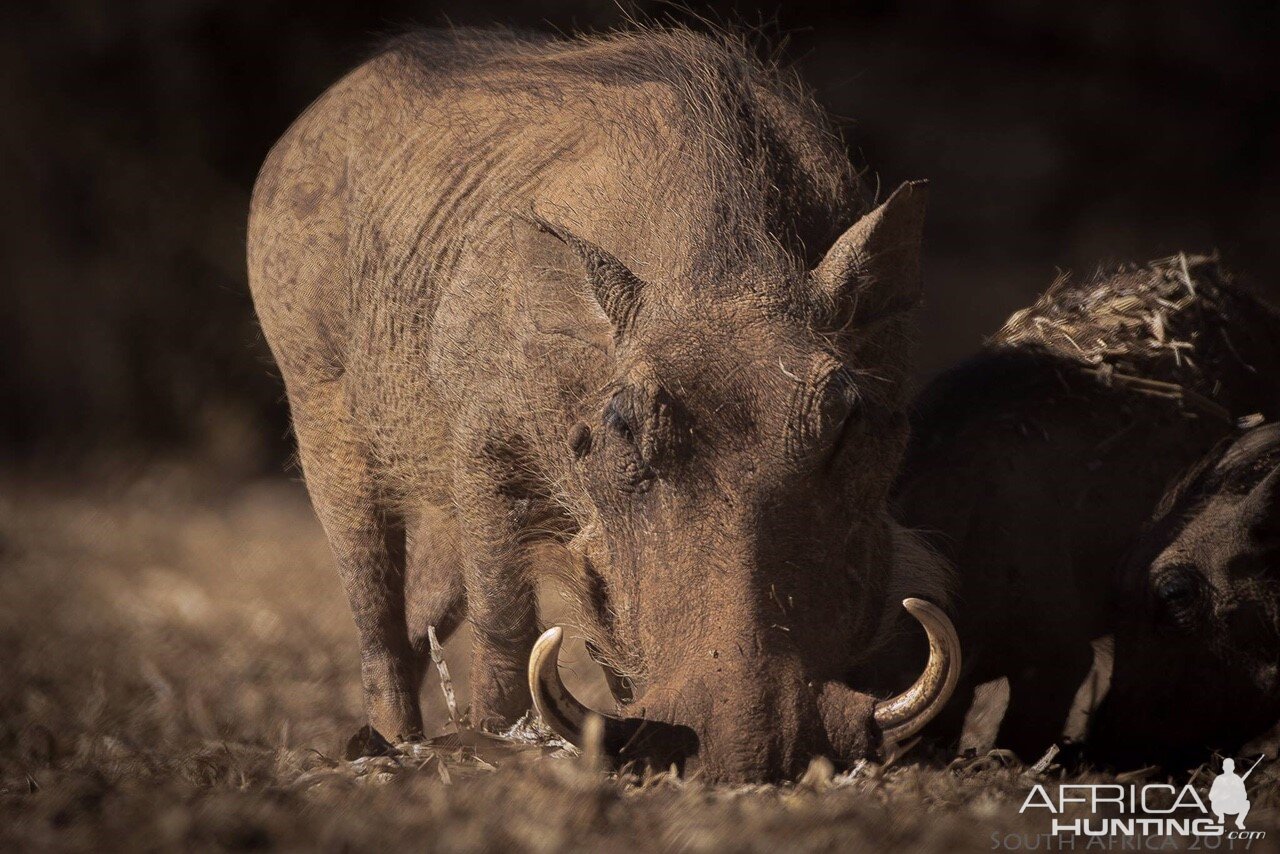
528, 627, 698, 767
528, 626, 619, 746
873, 597, 961, 744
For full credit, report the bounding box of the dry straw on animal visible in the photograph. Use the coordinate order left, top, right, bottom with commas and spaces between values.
992, 253, 1280, 424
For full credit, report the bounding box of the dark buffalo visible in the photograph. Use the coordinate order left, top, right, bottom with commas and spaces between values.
865, 255, 1280, 759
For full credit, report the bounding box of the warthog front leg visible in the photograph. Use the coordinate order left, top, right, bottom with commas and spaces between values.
453, 432, 543, 732
292, 380, 423, 748
405, 508, 467, 687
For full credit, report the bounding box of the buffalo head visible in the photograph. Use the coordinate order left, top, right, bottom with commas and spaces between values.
1093, 423, 1280, 767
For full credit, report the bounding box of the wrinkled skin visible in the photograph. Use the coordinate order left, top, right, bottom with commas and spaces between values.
1092, 425, 1280, 769
862, 259, 1280, 759
247, 28, 934, 782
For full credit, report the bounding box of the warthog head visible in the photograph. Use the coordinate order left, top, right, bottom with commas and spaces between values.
1094, 423, 1280, 767
521, 182, 958, 781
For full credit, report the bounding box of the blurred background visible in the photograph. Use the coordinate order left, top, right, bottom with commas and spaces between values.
4, 0, 1278, 475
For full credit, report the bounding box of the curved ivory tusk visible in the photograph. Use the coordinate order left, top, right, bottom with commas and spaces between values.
873, 597, 961, 744
528, 626, 618, 745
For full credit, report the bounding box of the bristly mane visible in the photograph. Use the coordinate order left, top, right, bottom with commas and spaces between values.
378, 25, 865, 273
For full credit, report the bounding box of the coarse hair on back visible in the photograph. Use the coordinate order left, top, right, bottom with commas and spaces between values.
376, 23, 866, 272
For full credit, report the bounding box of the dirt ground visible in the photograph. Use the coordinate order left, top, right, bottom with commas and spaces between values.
2, 469, 1277, 852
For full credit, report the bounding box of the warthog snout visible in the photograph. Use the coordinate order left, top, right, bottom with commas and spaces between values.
528, 599, 960, 782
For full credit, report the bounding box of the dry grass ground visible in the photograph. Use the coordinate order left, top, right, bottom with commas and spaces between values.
2, 470, 1278, 852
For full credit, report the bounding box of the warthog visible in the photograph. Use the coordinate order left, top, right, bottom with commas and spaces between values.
1092, 424, 1280, 768
862, 256, 1280, 758
247, 27, 957, 781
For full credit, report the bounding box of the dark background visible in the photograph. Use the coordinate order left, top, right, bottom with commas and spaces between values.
4, 1, 1277, 475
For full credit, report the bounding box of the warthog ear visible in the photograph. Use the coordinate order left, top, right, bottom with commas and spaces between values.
810, 180, 928, 327
523, 213, 646, 337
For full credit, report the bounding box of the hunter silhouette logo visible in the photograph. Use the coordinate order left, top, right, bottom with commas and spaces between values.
1209, 756, 1264, 830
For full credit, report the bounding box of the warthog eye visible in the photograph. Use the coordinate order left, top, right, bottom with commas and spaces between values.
785, 360, 862, 462
1153, 566, 1207, 633
603, 398, 636, 443
598, 386, 669, 492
